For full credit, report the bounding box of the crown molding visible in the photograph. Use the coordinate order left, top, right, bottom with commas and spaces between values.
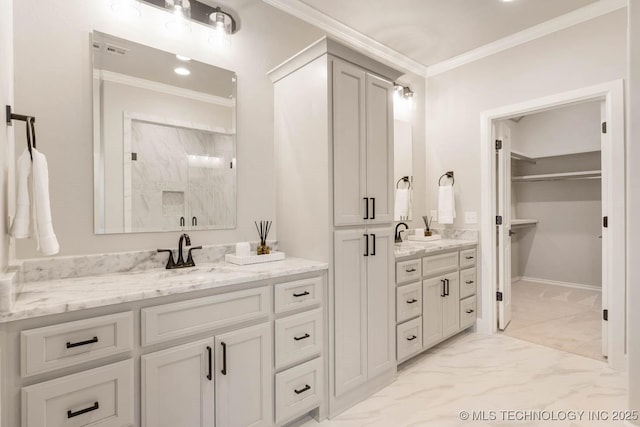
426, 0, 627, 78
261, 0, 427, 77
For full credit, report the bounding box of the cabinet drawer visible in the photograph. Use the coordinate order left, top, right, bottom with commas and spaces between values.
422, 252, 459, 277
460, 248, 477, 268
396, 259, 422, 284
274, 277, 322, 314
460, 296, 477, 329
460, 268, 477, 299
275, 308, 323, 369
275, 358, 323, 424
397, 317, 422, 362
142, 286, 270, 346
21, 312, 133, 377
22, 360, 134, 427
396, 282, 421, 323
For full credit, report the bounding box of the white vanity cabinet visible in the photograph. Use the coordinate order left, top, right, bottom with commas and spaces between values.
395, 245, 477, 363
1, 270, 327, 427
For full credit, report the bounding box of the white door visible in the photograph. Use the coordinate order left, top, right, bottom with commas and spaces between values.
496, 122, 512, 330
422, 276, 444, 348
600, 101, 609, 357
365, 73, 394, 224
441, 272, 460, 337
141, 338, 215, 427
333, 59, 367, 227
366, 226, 395, 378
215, 323, 272, 427
334, 228, 368, 396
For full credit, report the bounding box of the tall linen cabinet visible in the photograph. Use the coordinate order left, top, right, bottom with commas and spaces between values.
269, 37, 402, 417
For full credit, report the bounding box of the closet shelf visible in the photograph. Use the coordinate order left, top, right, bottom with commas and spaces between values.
512, 219, 538, 227
511, 151, 536, 164
512, 170, 601, 183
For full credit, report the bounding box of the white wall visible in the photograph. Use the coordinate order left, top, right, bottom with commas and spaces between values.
425, 10, 627, 230
0, 0, 13, 271
627, 0, 640, 421
11, 0, 325, 257
514, 101, 601, 158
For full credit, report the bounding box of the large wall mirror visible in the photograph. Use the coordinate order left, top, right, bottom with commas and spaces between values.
92, 31, 237, 234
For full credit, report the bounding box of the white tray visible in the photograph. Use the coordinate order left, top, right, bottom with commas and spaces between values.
406, 235, 442, 242
225, 251, 286, 265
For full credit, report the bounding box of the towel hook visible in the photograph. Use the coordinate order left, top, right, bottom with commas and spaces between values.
396, 176, 412, 189
438, 171, 454, 186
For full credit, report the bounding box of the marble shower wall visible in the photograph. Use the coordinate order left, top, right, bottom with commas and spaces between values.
130, 120, 236, 232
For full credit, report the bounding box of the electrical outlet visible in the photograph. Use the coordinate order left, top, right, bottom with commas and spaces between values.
465, 211, 477, 224
430, 210, 438, 222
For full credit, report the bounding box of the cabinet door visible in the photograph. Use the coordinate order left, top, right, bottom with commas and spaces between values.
365, 73, 394, 224
366, 227, 395, 378
442, 272, 461, 337
215, 323, 272, 427
142, 338, 215, 427
422, 277, 444, 348
333, 59, 367, 226
334, 228, 368, 396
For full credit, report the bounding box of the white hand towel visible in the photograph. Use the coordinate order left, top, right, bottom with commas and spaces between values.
438, 184, 456, 224
31, 149, 59, 256
394, 188, 412, 221
10, 149, 32, 239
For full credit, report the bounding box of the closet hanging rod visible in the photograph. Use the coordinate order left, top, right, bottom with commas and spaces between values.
512, 170, 601, 183
5, 105, 35, 126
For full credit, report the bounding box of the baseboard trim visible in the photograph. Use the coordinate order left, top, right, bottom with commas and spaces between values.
516, 276, 602, 292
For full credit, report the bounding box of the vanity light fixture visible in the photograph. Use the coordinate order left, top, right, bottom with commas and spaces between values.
209, 7, 237, 45
174, 67, 191, 75
165, 0, 192, 33
111, 0, 142, 17
394, 83, 414, 100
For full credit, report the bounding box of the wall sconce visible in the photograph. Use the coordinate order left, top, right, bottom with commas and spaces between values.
134, 0, 240, 42
394, 83, 414, 100
394, 83, 416, 116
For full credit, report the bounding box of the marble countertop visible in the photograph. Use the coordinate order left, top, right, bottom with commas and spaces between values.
0, 258, 328, 324
394, 238, 478, 259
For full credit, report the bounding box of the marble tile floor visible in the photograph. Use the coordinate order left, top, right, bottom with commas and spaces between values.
500, 280, 603, 361
299, 332, 627, 427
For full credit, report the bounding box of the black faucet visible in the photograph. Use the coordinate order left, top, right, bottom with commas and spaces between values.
395, 222, 409, 243
158, 233, 202, 269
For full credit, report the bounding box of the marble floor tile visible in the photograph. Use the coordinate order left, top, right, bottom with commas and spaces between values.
298, 333, 626, 427
501, 280, 603, 361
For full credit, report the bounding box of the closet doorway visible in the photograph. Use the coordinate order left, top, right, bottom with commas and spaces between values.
496, 101, 605, 361
478, 80, 625, 370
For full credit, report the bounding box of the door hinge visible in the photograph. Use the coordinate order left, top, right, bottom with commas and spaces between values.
495, 139, 503, 150
603, 216, 608, 228
496, 216, 503, 225
602, 122, 607, 134
497, 291, 503, 302
603, 309, 608, 321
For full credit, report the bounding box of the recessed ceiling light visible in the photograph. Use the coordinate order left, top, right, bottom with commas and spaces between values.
174, 67, 191, 76
176, 54, 191, 61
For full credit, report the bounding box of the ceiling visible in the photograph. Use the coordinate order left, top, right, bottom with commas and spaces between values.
298, 0, 600, 67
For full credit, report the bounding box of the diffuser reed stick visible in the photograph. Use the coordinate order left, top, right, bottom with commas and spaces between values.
255, 220, 272, 255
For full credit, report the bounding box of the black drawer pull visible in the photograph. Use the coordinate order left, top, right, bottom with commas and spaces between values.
294, 384, 311, 394
206, 346, 213, 381
67, 402, 99, 418
465, 256, 474, 260
406, 298, 418, 304
66, 336, 98, 349
405, 268, 416, 273
466, 309, 475, 314
465, 280, 474, 284
407, 335, 417, 341
293, 291, 310, 297
294, 333, 310, 341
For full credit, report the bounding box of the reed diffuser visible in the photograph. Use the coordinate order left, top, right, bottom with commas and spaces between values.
422, 216, 433, 236
255, 220, 272, 255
